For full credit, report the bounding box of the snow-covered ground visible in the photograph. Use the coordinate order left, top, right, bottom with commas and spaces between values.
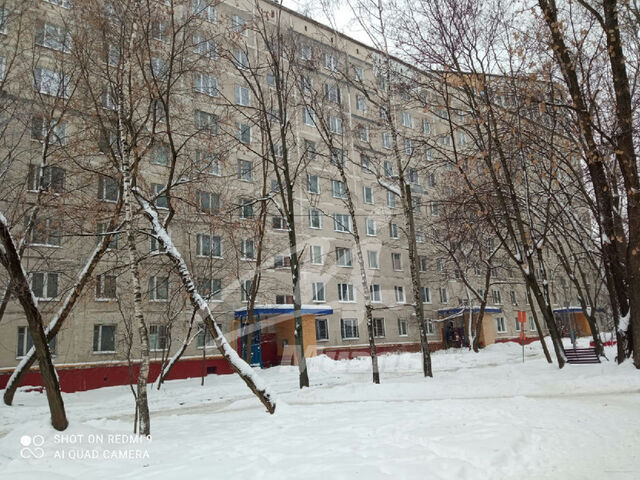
1, 339, 639, 479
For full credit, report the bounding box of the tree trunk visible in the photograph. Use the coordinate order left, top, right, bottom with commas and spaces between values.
122, 154, 151, 436
403, 183, 432, 377
0, 215, 68, 430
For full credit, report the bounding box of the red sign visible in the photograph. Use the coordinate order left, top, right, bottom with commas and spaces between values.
517, 311, 527, 324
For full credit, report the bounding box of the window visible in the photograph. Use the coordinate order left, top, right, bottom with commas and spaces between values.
367, 250, 379, 269
425, 148, 433, 162
365, 218, 376, 236
338, 283, 355, 302
353, 65, 364, 82
233, 48, 249, 69
312, 282, 325, 302
196, 322, 214, 348
324, 53, 338, 71
324, 83, 341, 103
151, 21, 169, 42
369, 284, 381, 302
34, 67, 68, 98
238, 159, 252, 181
496, 316, 506, 333
192, 0, 216, 21
97, 222, 118, 249
237, 123, 251, 144
416, 231, 426, 243
241, 238, 255, 260
395, 286, 405, 303
363, 186, 374, 204
17, 326, 57, 358
430, 202, 440, 216
382, 132, 392, 149
398, 318, 408, 336
302, 107, 315, 126
530, 316, 536, 332
436, 258, 445, 273
196, 191, 220, 214
148, 324, 169, 351
401, 112, 413, 128
274, 255, 291, 269
27, 165, 65, 193
423, 120, 431, 134
0, 8, 6, 35
426, 173, 436, 188
515, 317, 521, 332
332, 180, 346, 199
275, 294, 293, 305
336, 247, 353, 267
93, 325, 116, 353
310, 245, 323, 265
31, 272, 59, 300
307, 174, 320, 194
329, 116, 343, 134
300, 44, 312, 60
358, 125, 370, 142
309, 208, 322, 229
194, 72, 218, 96
419, 256, 428, 272
386, 191, 397, 208
239, 198, 254, 219
392, 252, 402, 271
150, 143, 168, 166
28, 217, 61, 247
303, 139, 317, 160
150, 57, 167, 78
95, 273, 117, 300
196, 233, 222, 257
458, 131, 467, 146
510, 290, 518, 305
340, 318, 359, 339
234, 85, 250, 106
240, 279, 253, 302
355, 95, 366, 112
421, 286, 431, 303
333, 213, 351, 233
196, 151, 222, 176
232, 14, 247, 35
149, 276, 169, 301
331, 149, 344, 166
373, 318, 385, 338
272, 216, 288, 230
194, 110, 219, 135
300, 75, 312, 95
198, 277, 222, 301
193, 34, 217, 58
35, 21, 72, 53
439, 287, 449, 304
389, 222, 399, 239
44, 0, 72, 7
361, 155, 373, 174
492, 289, 502, 305
315, 318, 328, 341
407, 168, 419, 185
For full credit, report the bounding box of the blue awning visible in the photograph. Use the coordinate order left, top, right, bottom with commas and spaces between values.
437, 306, 503, 317
234, 304, 334, 318
553, 307, 583, 314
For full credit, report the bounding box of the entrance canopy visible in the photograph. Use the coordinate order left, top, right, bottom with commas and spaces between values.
437, 306, 502, 318
234, 304, 334, 318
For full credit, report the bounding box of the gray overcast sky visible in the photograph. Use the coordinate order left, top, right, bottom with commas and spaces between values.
280, 0, 373, 46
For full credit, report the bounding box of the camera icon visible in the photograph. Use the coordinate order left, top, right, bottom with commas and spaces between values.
20, 435, 45, 459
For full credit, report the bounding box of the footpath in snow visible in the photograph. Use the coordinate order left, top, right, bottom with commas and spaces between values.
0, 339, 639, 480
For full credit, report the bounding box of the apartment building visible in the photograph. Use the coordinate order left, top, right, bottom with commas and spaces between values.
0, 0, 594, 391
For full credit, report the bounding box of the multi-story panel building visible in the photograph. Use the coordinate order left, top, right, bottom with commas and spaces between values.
0, 0, 601, 391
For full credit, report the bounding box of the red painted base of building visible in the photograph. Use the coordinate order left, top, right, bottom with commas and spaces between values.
494, 336, 540, 346
0, 356, 234, 394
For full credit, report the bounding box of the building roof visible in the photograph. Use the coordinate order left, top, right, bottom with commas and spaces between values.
234, 304, 334, 318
